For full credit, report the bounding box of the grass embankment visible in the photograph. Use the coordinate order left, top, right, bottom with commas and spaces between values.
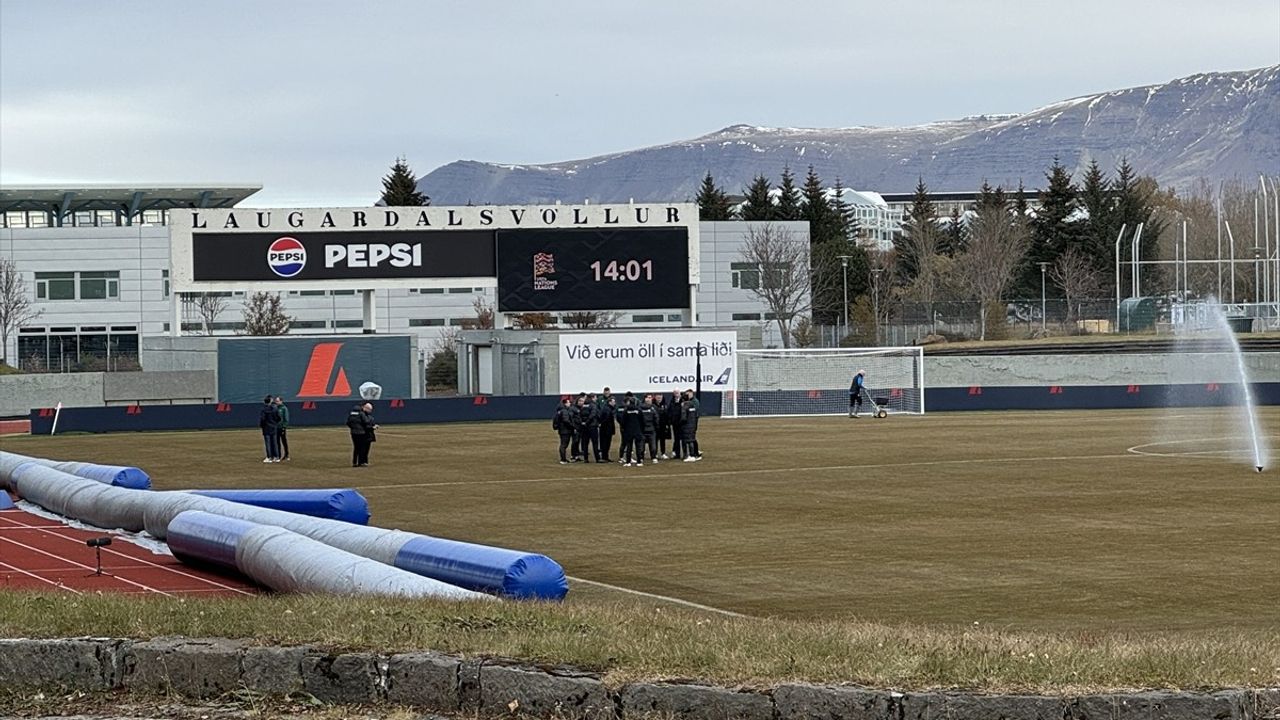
0, 591, 1275, 694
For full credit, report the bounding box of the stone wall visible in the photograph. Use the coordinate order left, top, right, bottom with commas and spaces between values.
0, 370, 217, 417
0, 637, 1275, 719
926, 352, 1280, 388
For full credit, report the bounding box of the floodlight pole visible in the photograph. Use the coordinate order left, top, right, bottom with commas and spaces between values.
870, 268, 883, 346
1038, 262, 1048, 332
1114, 223, 1127, 332
838, 255, 852, 337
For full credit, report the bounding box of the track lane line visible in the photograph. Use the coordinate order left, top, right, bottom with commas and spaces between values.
0, 557, 82, 594
0, 511, 256, 596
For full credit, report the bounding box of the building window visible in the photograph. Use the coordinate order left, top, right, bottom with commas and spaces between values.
631, 314, 664, 323
730, 262, 760, 290
332, 319, 363, 328
409, 318, 446, 327
299, 290, 326, 297
410, 288, 444, 294
35, 272, 76, 300
730, 262, 790, 290
162, 270, 170, 298
79, 271, 120, 300
732, 313, 762, 321
448, 287, 473, 294
330, 289, 355, 296
667, 313, 682, 322
291, 320, 326, 329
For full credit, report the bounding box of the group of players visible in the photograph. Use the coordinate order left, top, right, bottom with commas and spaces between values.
552, 387, 702, 466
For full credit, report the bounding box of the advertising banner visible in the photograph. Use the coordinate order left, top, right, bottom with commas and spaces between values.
217, 336, 413, 403
558, 330, 737, 395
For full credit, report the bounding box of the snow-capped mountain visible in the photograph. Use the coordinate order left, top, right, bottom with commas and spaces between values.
418, 66, 1279, 204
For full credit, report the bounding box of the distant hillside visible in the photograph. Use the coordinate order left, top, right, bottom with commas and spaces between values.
418, 66, 1279, 203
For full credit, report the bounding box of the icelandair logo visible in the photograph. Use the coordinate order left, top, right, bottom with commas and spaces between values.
297, 343, 352, 397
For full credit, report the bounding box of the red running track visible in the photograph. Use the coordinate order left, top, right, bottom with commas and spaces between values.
0, 495, 259, 597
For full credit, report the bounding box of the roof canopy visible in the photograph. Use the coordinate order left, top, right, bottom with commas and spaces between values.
0, 184, 262, 216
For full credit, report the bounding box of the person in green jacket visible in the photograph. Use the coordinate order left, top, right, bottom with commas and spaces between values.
274, 396, 291, 461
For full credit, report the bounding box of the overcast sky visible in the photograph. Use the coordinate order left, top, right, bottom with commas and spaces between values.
2, 0, 1277, 207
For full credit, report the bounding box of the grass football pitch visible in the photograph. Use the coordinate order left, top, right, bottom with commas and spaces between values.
5, 406, 1276, 635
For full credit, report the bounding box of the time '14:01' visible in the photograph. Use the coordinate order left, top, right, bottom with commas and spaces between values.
590, 259, 653, 282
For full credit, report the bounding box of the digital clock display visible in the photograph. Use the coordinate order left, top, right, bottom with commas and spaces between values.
496, 228, 690, 312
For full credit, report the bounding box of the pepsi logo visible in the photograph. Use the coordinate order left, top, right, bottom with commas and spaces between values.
267, 237, 307, 278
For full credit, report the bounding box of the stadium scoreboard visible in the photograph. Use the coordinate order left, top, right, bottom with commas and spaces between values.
170, 204, 699, 314
495, 227, 690, 312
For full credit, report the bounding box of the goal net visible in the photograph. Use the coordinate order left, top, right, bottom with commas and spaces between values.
727, 346, 925, 418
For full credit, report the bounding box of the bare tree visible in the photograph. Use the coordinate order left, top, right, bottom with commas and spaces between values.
241, 291, 294, 335
956, 205, 1030, 340
1049, 246, 1107, 323
181, 292, 229, 335
459, 297, 495, 330
561, 311, 621, 329
511, 312, 556, 329
0, 257, 42, 366
736, 223, 812, 347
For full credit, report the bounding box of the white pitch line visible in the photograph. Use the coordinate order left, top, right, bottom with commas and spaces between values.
568, 576, 748, 619
355, 451, 1143, 491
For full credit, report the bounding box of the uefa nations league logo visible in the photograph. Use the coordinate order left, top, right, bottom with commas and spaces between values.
533, 252, 557, 291
267, 237, 307, 278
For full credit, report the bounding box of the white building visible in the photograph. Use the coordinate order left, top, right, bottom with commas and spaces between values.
830, 188, 902, 251
0, 185, 809, 370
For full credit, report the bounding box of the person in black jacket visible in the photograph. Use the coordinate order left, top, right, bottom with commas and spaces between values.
618, 394, 643, 466
680, 390, 702, 462
259, 395, 281, 463
639, 394, 660, 464
552, 396, 576, 465
666, 388, 685, 460
597, 396, 617, 462
346, 401, 378, 467
585, 392, 602, 461
654, 393, 670, 459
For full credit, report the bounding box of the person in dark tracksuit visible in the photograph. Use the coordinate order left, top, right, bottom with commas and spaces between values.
585, 392, 602, 461
598, 396, 617, 462
618, 394, 643, 466
655, 393, 671, 459
680, 390, 702, 462
575, 394, 599, 462
553, 397, 576, 465
639, 394, 660, 464
667, 388, 685, 460
259, 395, 281, 463
571, 394, 588, 461
346, 401, 378, 467
273, 396, 291, 461
849, 369, 866, 418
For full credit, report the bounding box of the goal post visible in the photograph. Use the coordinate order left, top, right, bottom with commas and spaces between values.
726, 346, 925, 418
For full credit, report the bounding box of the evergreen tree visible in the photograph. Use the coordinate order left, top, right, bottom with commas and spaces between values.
975, 181, 1007, 214
1078, 160, 1116, 271
695, 171, 735, 220
895, 177, 937, 285
739, 174, 775, 221
830, 177, 857, 243
1013, 179, 1029, 219
942, 206, 967, 256
380, 157, 429, 206
801, 165, 838, 244
775, 166, 803, 221
1111, 158, 1165, 292
1022, 159, 1081, 296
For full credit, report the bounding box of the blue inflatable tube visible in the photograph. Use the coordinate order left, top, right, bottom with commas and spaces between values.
395, 536, 569, 600
59, 462, 151, 490
188, 488, 371, 525
0, 452, 151, 490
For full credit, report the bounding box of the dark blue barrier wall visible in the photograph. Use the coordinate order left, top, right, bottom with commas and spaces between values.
25, 384, 1280, 434
217, 335, 413, 404
28, 393, 726, 434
